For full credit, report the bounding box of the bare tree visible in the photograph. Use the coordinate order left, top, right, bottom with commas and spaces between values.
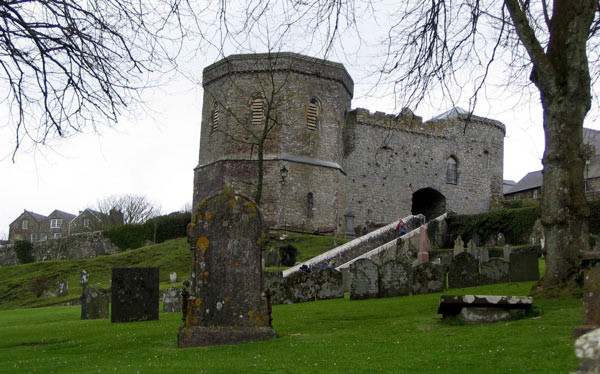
0, 0, 213, 160
221, 1, 600, 291
96, 194, 161, 224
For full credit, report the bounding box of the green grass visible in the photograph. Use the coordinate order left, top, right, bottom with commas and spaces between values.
0, 233, 350, 310
0, 281, 581, 373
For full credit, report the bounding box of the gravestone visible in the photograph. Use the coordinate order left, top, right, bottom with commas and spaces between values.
573, 328, 600, 374
283, 270, 316, 303
111, 267, 159, 323
509, 251, 540, 282
57, 279, 69, 296
264, 271, 284, 305
315, 269, 345, 301
349, 258, 379, 300
265, 248, 279, 267
479, 247, 490, 263
178, 189, 275, 347
378, 260, 411, 298
503, 244, 513, 260
163, 287, 182, 313
453, 236, 465, 256
471, 232, 482, 246
418, 226, 429, 264
467, 240, 478, 260
81, 286, 109, 319
448, 252, 481, 289
573, 253, 600, 338
80, 269, 89, 288
169, 272, 178, 283
412, 262, 446, 295
496, 233, 506, 247
481, 258, 510, 284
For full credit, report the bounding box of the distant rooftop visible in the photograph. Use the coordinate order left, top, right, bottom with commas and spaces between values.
505, 171, 543, 195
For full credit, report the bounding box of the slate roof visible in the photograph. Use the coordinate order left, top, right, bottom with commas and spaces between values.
583, 128, 600, 156
49, 209, 76, 220
26, 210, 48, 223
505, 170, 543, 195
503, 180, 516, 195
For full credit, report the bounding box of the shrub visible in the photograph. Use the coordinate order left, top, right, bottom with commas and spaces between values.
103, 224, 151, 250
279, 244, 298, 266
14, 240, 34, 264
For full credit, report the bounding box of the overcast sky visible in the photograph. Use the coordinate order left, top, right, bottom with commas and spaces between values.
1, 3, 596, 239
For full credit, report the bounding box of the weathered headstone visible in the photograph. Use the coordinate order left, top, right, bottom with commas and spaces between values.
453, 236, 465, 256
496, 233, 506, 247
503, 244, 513, 260
169, 272, 178, 283
479, 247, 490, 263
80, 269, 89, 289
57, 279, 68, 296
264, 271, 284, 305
178, 190, 275, 347
574, 253, 600, 338
314, 269, 345, 301
111, 267, 159, 323
412, 262, 446, 295
81, 286, 109, 319
481, 258, 510, 284
378, 260, 411, 298
573, 328, 600, 374
163, 287, 183, 313
265, 248, 279, 267
471, 232, 481, 247
438, 295, 532, 323
509, 251, 540, 282
283, 270, 316, 303
418, 226, 429, 264
448, 252, 481, 289
349, 258, 379, 300
467, 240, 478, 260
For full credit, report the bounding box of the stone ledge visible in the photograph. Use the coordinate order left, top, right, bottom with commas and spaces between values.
178, 326, 276, 347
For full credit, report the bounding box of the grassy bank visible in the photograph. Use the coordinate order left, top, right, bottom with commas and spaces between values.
0, 281, 580, 373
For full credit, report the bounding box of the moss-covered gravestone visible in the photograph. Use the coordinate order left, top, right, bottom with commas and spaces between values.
111, 267, 159, 323
178, 189, 275, 347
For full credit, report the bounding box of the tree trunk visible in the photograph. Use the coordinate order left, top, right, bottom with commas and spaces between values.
255, 141, 264, 205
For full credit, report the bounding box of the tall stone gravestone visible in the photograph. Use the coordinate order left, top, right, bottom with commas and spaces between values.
314, 269, 345, 301
453, 236, 465, 256
111, 267, 159, 322
481, 258, 509, 284
378, 260, 411, 298
509, 251, 539, 282
178, 190, 275, 347
57, 279, 68, 296
163, 287, 183, 313
349, 258, 379, 300
412, 262, 446, 295
448, 252, 481, 289
81, 286, 109, 319
467, 240, 478, 260
265, 248, 279, 267
283, 270, 316, 303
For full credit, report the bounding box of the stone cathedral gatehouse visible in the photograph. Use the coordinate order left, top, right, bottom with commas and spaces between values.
193, 53, 505, 235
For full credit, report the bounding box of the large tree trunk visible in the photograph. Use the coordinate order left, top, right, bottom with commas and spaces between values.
506, 0, 596, 289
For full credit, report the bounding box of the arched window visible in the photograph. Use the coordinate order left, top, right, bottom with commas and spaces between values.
446, 156, 458, 184
210, 101, 219, 133
306, 192, 314, 218
250, 96, 264, 126
306, 98, 320, 130
377, 146, 393, 167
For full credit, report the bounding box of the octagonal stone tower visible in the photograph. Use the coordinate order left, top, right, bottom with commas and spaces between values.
193, 52, 353, 231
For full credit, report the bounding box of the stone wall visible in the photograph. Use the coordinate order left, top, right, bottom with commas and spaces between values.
0, 232, 120, 266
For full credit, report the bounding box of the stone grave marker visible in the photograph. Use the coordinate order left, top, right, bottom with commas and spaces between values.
57, 279, 68, 296
481, 258, 509, 284
467, 240, 478, 260
314, 268, 345, 301
448, 252, 481, 289
169, 272, 178, 283
573, 253, 600, 338
378, 260, 411, 298
349, 258, 379, 300
453, 236, 465, 256
283, 270, 316, 303
412, 262, 446, 295
80, 269, 89, 289
509, 251, 539, 282
496, 233, 506, 247
479, 247, 490, 263
178, 189, 275, 347
418, 226, 429, 264
264, 271, 284, 305
503, 244, 513, 260
81, 287, 109, 319
111, 267, 159, 323
265, 248, 279, 267
163, 287, 183, 313
573, 328, 600, 374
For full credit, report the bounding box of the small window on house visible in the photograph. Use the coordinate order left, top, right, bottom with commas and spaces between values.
30, 233, 36, 242
22, 220, 28, 230
306, 98, 320, 131
40, 233, 47, 241
446, 156, 458, 184
250, 96, 264, 126
83, 218, 90, 228
53, 233, 61, 239
210, 101, 219, 133
306, 192, 314, 218
50, 219, 62, 229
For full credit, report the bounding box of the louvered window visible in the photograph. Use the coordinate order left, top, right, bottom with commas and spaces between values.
307, 98, 320, 130
250, 98, 264, 126
210, 102, 219, 133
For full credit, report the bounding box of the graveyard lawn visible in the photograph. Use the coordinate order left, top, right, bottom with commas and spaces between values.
0, 281, 580, 373
0, 233, 349, 310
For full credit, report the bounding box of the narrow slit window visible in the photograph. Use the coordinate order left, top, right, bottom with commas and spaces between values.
446, 156, 458, 184
307, 192, 314, 218
250, 97, 264, 126
307, 98, 320, 130
211, 102, 219, 133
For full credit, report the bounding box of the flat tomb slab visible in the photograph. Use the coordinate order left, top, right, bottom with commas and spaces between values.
438, 295, 533, 317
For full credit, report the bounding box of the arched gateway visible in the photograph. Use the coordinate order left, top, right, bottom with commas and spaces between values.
411, 188, 446, 221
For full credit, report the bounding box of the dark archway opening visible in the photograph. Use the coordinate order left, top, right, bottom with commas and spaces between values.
411, 188, 446, 222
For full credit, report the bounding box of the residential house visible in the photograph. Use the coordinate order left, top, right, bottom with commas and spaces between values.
70, 208, 124, 234
8, 210, 48, 242
42, 210, 76, 240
